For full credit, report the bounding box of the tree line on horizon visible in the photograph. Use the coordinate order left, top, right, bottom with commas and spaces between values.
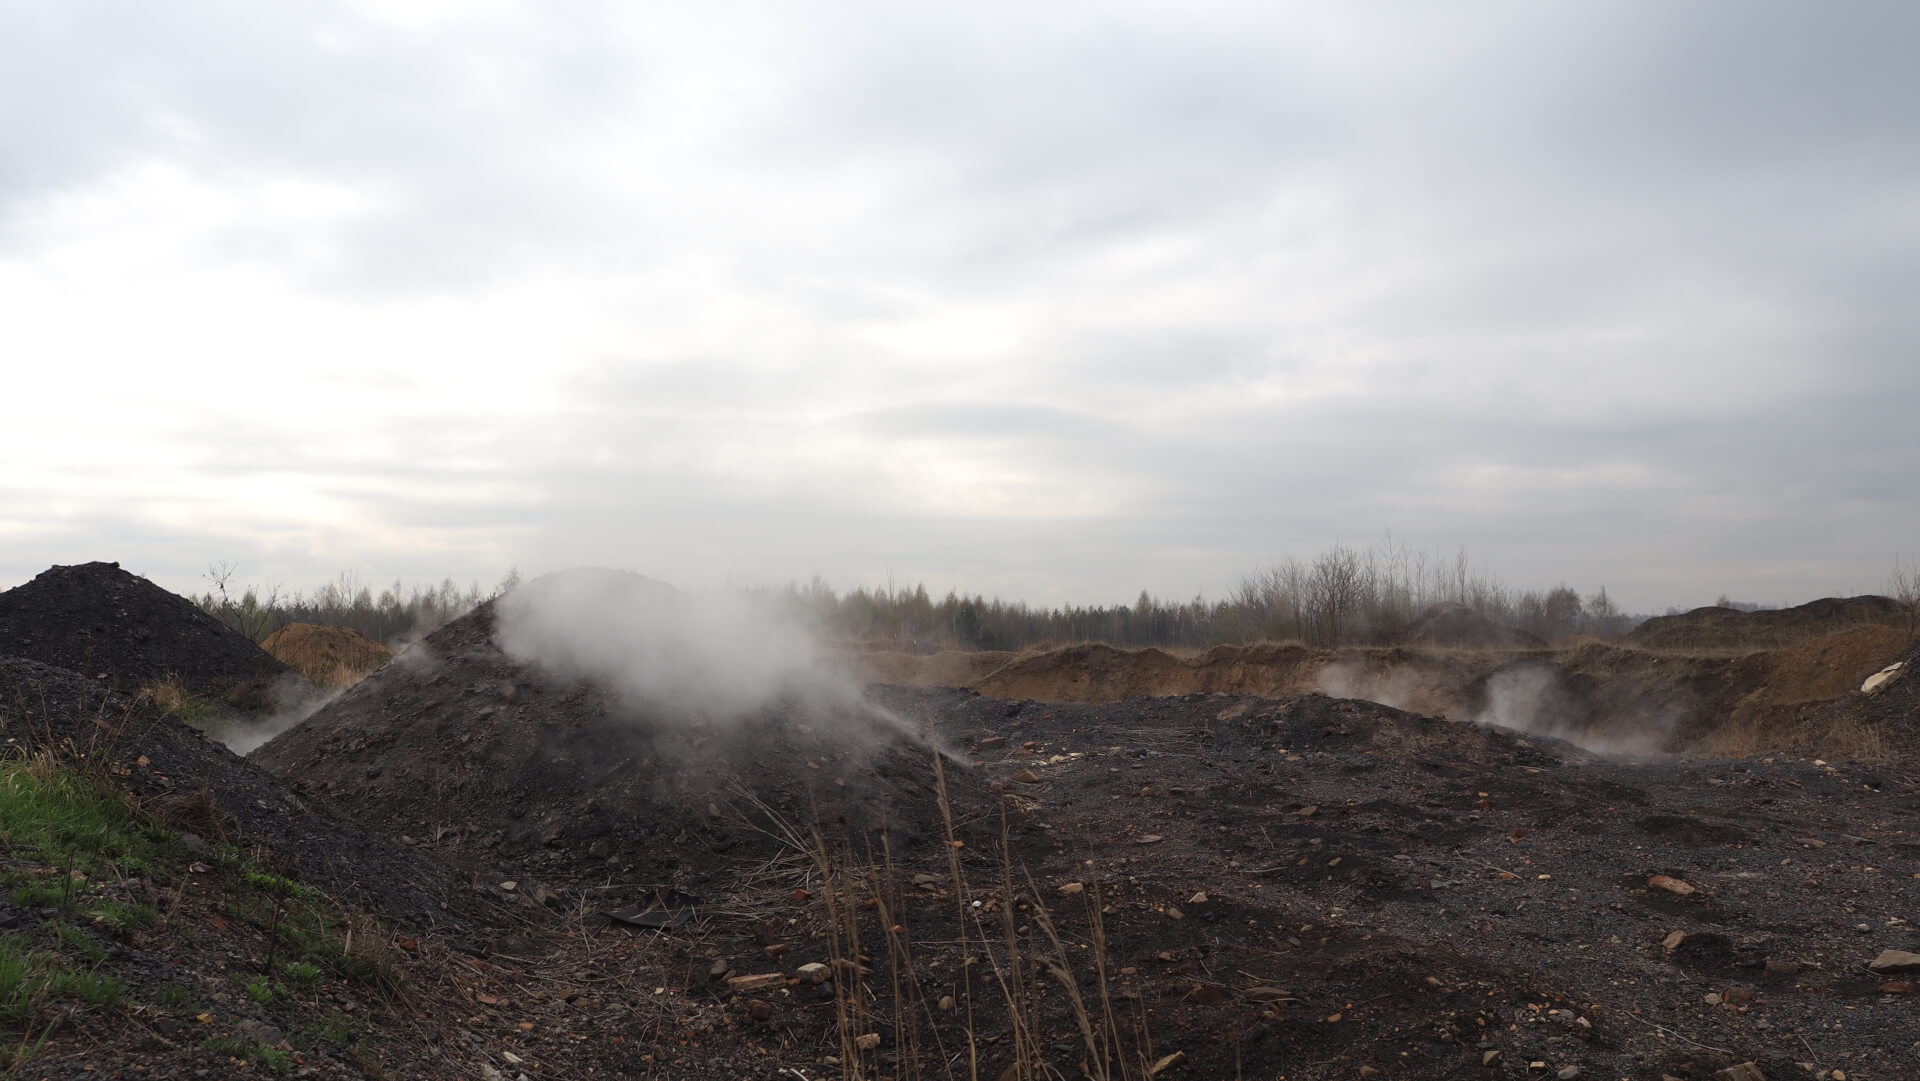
766, 541, 1636, 652
192, 541, 1703, 653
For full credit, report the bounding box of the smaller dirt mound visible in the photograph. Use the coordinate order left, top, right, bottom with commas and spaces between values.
851, 649, 1017, 687
261, 623, 392, 687
1404, 604, 1546, 648
0, 562, 288, 701
971, 643, 1193, 704
1628, 594, 1910, 651
969, 642, 1331, 704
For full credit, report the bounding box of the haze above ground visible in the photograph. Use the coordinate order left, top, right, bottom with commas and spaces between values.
3, 2, 1917, 614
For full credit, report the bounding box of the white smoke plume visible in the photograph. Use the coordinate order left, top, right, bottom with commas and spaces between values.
225, 674, 342, 756
492, 568, 930, 749
1472, 664, 1674, 758
1311, 655, 1677, 758
1313, 659, 1442, 714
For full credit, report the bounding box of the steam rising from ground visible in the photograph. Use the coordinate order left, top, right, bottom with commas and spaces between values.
1471, 665, 1674, 758
1314, 660, 1439, 715
225, 675, 341, 756
493, 569, 934, 752
1312, 657, 1676, 757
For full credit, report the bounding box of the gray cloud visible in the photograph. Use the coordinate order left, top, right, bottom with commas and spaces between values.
2, 1, 1916, 613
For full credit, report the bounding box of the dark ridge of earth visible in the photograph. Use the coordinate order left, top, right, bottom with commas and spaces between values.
252, 598, 1000, 889
1628, 595, 1911, 651
0, 561, 288, 701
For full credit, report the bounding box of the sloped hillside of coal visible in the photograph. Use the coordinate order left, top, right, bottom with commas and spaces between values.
0, 561, 288, 701
0, 656, 447, 928
252, 600, 995, 893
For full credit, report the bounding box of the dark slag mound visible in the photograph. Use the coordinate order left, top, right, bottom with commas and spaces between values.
0, 656, 450, 929
1628, 594, 1910, 651
252, 599, 994, 891
0, 561, 288, 701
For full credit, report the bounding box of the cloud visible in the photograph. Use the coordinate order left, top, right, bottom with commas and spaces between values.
1, 2, 1917, 612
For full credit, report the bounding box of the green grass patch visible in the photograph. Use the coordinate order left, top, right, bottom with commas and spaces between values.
199, 1035, 292, 1074
0, 933, 121, 1039
50, 923, 107, 966
92, 900, 159, 936
284, 961, 321, 993
10, 880, 82, 913
152, 982, 194, 1011
0, 754, 175, 882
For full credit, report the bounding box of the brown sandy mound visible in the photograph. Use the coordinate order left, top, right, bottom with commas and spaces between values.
955, 625, 1915, 757
849, 648, 1016, 687
1627, 594, 1909, 651
261, 622, 392, 687
971, 643, 1191, 703
1687, 623, 1916, 756
0, 561, 288, 702
970, 642, 1331, 704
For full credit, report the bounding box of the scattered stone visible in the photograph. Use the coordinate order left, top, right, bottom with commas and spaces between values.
797, 962, 830, 985
1188, 891, 1208, 904
1648, 875, 1697, 896
1662, 930, 1687, 952
1058, 881, 1085, 895
938, 995, 955, 1011
1359, 1067, 1381, 1079
1869, 949, 1920, 973
708, 958, 729, 980
854, 1033, 882, 1051
1136, 834, 1164, 844
746, 999, 775, 1022
1710, 1063, 1767, 1081
1557, 1067, 1581, 1081
1013, 769, 1040, 784
1704, 992, 1721, 1006
1483, 1050, 1502, 1067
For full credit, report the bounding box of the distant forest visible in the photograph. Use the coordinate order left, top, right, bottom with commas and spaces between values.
196, 541, 1642, 653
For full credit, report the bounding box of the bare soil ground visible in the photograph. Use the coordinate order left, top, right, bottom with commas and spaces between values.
244, 601, 1919, 1081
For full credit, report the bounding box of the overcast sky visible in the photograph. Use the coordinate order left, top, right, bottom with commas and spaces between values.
3, 1, 1917, 613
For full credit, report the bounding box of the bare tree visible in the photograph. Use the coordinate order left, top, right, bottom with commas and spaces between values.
1891, 555, 1920, 640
